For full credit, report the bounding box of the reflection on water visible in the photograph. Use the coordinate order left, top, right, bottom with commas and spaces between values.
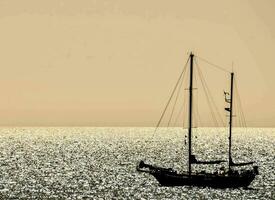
0, 127, 274, 199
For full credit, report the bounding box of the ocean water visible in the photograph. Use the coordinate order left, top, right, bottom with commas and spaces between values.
0, 127, 274, 199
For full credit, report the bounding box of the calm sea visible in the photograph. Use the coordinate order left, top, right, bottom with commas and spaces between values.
0, 127, 274, 199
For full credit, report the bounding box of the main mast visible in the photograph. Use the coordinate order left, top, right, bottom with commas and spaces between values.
228, 72, 234, 169
188, 53, 194, 176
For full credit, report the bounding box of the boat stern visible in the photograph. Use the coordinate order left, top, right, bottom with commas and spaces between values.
253, 166, 259, 175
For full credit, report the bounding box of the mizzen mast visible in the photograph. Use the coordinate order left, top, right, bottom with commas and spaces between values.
225, 72, 234, 169
188, 53, 194, 176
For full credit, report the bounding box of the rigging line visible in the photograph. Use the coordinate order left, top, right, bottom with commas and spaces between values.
196, 61, 219, 127
238, 102, 245, 127
234, 78, 244, 127
235, 97, 241, 127
237, 90, 245, 127
235, 95, 243, 127
172, 72, 188, 128
194, 64, 202, 127
172, 86, 187, 127
182, 74, 189, 128
153, 56, 190, 136
235, 78, 247, 127
196, 59, 226, 127
167, 65, 186, 127
196, 61, 226, 127
193, 62, 199, 128
236, 95, 242, 127
196, 101, 203, 127
232, 89, 238, 127
197, 66, 218, 127
240, 99, 246, 127
233, 95, 239, 127
195, 59, 216, 124
193, 59, 205, 129
196, 55, 231, 73
236, 90, 244, 127
240, 100, 246, 127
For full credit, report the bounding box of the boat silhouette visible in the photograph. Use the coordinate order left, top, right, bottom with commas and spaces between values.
137, 53, 259, 188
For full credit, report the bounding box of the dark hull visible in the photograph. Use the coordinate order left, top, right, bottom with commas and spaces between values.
137, 161, 258, 188
151, 170, 256, 188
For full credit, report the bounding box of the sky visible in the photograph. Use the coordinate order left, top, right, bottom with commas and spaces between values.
0, 0, 274, 127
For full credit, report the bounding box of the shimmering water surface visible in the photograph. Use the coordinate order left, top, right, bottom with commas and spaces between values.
0, 127, 274, 199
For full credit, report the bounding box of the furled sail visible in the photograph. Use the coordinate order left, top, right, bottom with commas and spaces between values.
229, 158, 254, 166
190, 155, 225, 165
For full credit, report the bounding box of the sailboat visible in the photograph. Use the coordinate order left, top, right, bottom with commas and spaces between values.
137, 52, 259, 188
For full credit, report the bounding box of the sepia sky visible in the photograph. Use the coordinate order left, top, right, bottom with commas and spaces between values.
0, 0, 274, 127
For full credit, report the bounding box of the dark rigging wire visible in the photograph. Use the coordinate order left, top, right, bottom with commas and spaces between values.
234, 78, 247, 127
196, 56, 231, 74
194, 63, 202, 127
153, 57, 190, 136
195, 59, 226, 127
172, 73, 188, 128
196, 62, 219, 127
153, 54, 241, 136
167, 66, 186, 127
